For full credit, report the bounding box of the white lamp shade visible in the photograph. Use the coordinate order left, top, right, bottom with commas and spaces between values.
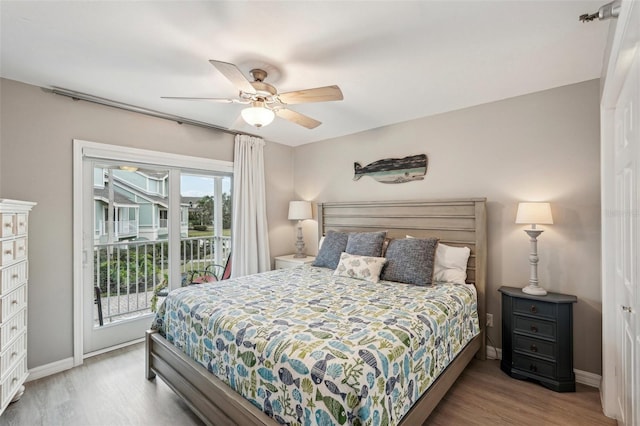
515, 202, 553, 225
241, 102, 275, 128
288, 201, 312, 220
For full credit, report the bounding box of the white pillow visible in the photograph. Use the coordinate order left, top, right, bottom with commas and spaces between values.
333, 252, 386, 283
405, 236, 470, 284
433, 243, 470, 284
318, 236, 325, 250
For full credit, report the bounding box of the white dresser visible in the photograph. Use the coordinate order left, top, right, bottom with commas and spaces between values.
0, 199, 35, 415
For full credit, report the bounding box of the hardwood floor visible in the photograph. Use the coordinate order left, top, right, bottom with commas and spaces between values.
1, 343, 615, 425
428, 359, 615, 426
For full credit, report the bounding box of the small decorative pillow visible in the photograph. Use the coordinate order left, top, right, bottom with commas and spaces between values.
345, 231, 387, 257
334, 252, 387, 283
313, 231, 349, 269
433, 243, 471, 284
382, 237, 439, 286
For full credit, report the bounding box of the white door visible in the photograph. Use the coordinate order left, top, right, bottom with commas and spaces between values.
613, 59, 637, 425
602, 1, 640, 423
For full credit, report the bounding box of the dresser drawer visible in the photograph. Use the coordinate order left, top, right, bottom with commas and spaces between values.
0, 355, 26, 410
0, 262, 27, 296
514, 315, 556, 340
0, 310, 26, 352
14, 238, 26, 262
514, 334, 556, 360
513, 354, 557, 380
0, 238, 27, 267
0, 331, 25, 379
0, 286, 27, 323
513, 298, 556, 319
0, 215, 15, 238
15, 214, 27, 236
0, 242, 14, 266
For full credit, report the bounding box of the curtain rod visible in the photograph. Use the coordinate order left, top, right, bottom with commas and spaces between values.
47, 86, 261, 139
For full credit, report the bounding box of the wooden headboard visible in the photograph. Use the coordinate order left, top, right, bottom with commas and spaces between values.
317, 198, 487, 359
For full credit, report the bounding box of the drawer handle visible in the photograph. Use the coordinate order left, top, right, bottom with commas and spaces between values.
530, 325, 538, 333
11, 299, 18, 305
11, 352, 17, 358
4, 250, 12, 255
11, 326, 18, 331
530, 344, 538, 352
11, 378, 17, 384
18, 223, 24, 227
530, 305, 538, 313
529, 364, 538, 373
12, 274, 19, 279
18, 246, 24, 251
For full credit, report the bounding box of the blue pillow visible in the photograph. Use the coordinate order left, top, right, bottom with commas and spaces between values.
312, 231, 349, 269
381, 238, 439, 286
345, 231, 387, 257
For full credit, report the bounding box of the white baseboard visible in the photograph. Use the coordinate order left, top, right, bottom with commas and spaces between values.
486, 345, 502, 360
83, 337, 144, 360
27, 338, 145, 382
574, 369, 602, 389
27, 356, 74, 382
485, 345, 601, 389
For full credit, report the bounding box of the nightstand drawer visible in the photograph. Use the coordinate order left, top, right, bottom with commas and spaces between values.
514, 298, 555, 319
513, 354, 556, 380
514, 316, 556, 340
514, 334, 556, 360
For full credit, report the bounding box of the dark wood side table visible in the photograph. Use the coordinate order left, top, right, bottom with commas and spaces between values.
499, 286, 577, 392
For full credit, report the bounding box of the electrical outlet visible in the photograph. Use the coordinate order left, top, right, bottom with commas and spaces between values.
486, 313, 494, 327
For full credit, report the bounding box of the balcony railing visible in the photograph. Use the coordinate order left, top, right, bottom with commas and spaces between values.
93, 235, 231, 326
95, 219, 139, 239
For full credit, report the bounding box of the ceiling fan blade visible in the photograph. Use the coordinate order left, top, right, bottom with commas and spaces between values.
275, 108, 322, 129
161, 96, 240, 103
278, 85, 343, 105
209, 60, 256, 94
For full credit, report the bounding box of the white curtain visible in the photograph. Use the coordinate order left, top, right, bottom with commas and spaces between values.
231, 134, 271, 277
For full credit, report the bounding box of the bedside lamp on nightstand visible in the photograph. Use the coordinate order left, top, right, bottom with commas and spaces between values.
515, 202, 553, 296
288, 201, 312, 258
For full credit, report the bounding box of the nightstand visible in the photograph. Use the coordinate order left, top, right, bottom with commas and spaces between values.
499, 286, 577, 392
274, 254, 316, 269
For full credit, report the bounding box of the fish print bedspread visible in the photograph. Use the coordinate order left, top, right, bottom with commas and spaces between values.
151, 266, 479, 425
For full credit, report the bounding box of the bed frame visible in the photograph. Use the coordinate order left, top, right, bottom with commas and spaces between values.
146, 198, 487, 425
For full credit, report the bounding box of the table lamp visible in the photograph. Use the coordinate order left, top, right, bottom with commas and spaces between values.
515, 202, 554, 295
288, 201, 312, 258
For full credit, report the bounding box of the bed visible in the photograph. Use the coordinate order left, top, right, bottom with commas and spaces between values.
146, 198, 487, 425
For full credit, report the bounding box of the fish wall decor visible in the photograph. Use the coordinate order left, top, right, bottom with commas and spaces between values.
353, 154, 427, 184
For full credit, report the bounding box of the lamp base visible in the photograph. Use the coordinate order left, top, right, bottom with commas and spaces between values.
522, 284, 547, 296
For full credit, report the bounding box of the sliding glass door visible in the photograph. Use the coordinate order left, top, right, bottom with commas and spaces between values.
75, 140, 233, 356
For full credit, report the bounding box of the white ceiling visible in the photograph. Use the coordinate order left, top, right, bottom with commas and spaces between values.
0, 1, 610, 147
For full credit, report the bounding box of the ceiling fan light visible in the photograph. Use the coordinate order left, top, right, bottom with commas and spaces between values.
241, 104, 275, 128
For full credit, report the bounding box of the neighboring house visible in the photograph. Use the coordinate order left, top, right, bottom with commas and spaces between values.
93, 167, 189, 243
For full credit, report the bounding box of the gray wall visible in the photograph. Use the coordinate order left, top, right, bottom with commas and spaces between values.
293, 80, 602, 374
0, 78, 294, 368
0, 77, 602, 375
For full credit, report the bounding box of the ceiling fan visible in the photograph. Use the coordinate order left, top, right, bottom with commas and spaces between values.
162, 60, 343, 129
